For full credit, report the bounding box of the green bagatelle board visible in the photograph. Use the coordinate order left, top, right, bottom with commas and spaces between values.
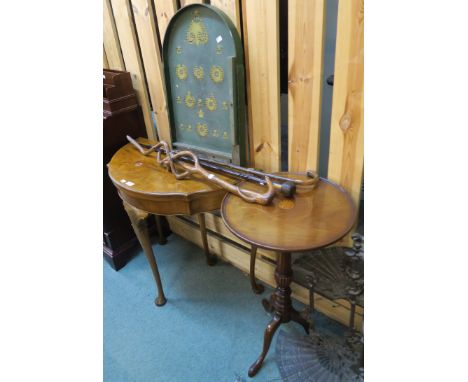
163, 4, 247, 165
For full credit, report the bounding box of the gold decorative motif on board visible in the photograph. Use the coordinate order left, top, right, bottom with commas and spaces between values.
176, 64, 188, 80
193, 65, 204, 80
196, 123, 208, 137
186, 14, 208, 45
185, 91, 196, 108
210, 66, 224, 84
198, 109, 204, 118
206, 96, 217, 111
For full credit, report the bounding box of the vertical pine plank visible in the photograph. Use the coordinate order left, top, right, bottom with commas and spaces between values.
103, 47, 110, 69
131, 0, 172, 144
103, 0, 125, 70
180, 0, 204, 7
328, 0, 364, 238
241, 0, 281, 172
210, 0, 241, 33
111, 0, 155, 140
153, 0, 177, 40
288, 0, 325, 172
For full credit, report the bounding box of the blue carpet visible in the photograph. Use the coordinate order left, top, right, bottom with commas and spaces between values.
104, 234, 344, 382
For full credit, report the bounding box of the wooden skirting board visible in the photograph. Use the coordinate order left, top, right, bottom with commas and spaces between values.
167, 213, 363, 331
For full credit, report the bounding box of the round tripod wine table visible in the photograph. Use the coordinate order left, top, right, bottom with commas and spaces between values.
221, 175, 356, 377
108, 138, 235, 306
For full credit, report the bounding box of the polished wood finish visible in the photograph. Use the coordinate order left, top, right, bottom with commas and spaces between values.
221, 175, 356, 377
222, 176, 356, 252
248, 251, 310, 377
108, 138, 235, 216
126, 137, 279, 206
108, 138, 236, 304
123, 201, 167, 306
249, 246, 264, 294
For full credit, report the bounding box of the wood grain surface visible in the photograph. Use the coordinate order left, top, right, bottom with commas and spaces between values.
241, 0, 281, 172
111, 0, 155, 140
154, 0, 177, 40
107, 138, 235, 215
210, 0, 241, 33
288, 0, 325, 172
328, 0, 364, 217
103, 0, 125, 70
131, 0, 172, 143
103, 47, 109, 69
221, 176, 356, 252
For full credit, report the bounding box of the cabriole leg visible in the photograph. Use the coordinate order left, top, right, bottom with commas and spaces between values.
123, 202, 167, 307
248, 315, 281, 377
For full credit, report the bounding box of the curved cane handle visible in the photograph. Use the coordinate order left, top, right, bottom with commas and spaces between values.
127, 137, 277, 205
172, 151, 275, 205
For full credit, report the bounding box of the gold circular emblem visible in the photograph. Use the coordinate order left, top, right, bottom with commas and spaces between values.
196, 123, 208, 137
185, 91, 195, 108
176, 64, 188, 80
206, 96, 217, 111
278, 199, 295, 210
210, 65, 224, 84
193, 66, 204, 80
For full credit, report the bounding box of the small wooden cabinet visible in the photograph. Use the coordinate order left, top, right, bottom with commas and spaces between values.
103, 106, 146, 270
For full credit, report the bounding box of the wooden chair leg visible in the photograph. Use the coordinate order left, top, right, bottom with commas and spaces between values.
249, 246, 264, 294
198, 213, 217, 266
123, 202, 167, 307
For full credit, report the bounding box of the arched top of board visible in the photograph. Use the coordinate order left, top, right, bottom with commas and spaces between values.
162, 4, 247, 166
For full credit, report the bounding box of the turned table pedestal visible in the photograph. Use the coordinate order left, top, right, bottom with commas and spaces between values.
221, 175, 356, 377
107, 138, 235, 306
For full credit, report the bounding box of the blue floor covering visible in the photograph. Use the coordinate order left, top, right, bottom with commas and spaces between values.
104, 234, 344, 382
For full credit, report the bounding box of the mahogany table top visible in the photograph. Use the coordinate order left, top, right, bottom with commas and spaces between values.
107, 138, 234, 215
221, 175, 356, 252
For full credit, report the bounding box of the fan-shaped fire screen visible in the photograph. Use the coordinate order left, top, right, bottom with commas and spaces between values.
163, 4, 247, 165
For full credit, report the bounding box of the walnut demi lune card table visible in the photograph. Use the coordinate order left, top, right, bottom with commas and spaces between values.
107, 137, 238, 306
221, 174, 357, 377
